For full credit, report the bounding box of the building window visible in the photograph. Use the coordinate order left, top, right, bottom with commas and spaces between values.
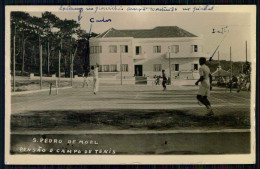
171, 45, 179, 53
153, 46, 161, 53
191, 45, 198, 52
98, 65, 102, 72
136, 46, 141, 55
122, 64, 128, 72
110, 64, 117, 72
171, 64, 178, 71
109, 45, 117, 53
174, 64, 179, 71
120, 45, 128, 53
90, 46, 102, 54
95, 46, 102, 53
153, 64, 162, 72
103, 65, 109, 72
90, 46, 94, 54
194, 64, 198, 70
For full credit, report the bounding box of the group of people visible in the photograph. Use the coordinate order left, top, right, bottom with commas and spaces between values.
85, 57, 214, 116
217, 65, 251, 92
238, 77, 250, 93
236, 71, 251, 93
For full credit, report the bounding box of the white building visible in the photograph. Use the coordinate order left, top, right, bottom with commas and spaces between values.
89, 26, 206, 81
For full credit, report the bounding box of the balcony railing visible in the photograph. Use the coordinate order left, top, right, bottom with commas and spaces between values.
133, 53, 147, 59
164, 52, 201, 58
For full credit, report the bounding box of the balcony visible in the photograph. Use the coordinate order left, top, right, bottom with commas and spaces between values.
133, 52, 147, 59
166, 52, 180, 58
164, 52, 202, 59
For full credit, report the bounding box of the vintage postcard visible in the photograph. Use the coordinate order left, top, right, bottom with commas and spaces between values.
5, 5, 256, 164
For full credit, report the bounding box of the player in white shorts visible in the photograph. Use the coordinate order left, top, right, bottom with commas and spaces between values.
195, 57, 214, 116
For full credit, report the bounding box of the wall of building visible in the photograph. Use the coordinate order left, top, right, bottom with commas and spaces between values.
89, 37, 204, 79
139, 57, 199, 78
89, 38, 135, 77
171, 58, 200, 71
132, 37, 205, 59
132, 37, 203, 78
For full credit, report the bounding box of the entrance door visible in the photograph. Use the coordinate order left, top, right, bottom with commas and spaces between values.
135, 65, 143, 76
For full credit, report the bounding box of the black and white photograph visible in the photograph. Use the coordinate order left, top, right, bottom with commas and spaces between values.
5, 5, 256, 164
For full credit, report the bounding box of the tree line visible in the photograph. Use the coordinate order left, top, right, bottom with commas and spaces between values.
11, 11, 98, 77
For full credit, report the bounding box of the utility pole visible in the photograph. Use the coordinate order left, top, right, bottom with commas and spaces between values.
168, 46, 171, 85
47, 41, 50, 75
38, 33, 42, 89
120, 45, 123, 85
218, 51, 220, 83
13, 26, 16, 92
40, 45, 42, 89
246, 41, 247, 63
218, 51, 220, 67
58, 39, 62, 87
71, 53, 74, 86
230, 46, 232, 93
58, 50, 61, 87
70, 37, 73, 86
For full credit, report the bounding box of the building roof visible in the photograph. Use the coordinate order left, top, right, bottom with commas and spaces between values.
95, 26, 197, 38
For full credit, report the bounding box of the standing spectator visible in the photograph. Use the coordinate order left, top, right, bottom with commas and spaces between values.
162, 69, 167, 91
91, 64, 99, 95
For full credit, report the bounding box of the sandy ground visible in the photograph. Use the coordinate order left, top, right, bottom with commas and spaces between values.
10, 85, 250, 131
9, 85, 252, 155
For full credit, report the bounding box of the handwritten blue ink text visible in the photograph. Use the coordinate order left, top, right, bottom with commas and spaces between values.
90, 17, 112, 23
126, 6, 177, 12
95, 6, 124, 13
192, 5, 214, 12
59, 5, 84, 21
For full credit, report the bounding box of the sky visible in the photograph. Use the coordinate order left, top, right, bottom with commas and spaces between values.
30, 10, 253, 62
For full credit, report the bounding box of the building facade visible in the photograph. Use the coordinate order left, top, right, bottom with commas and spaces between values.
89, 26, 206, 80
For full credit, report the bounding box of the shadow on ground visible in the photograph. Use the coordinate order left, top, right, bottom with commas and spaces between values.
11, 109, 250, 132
